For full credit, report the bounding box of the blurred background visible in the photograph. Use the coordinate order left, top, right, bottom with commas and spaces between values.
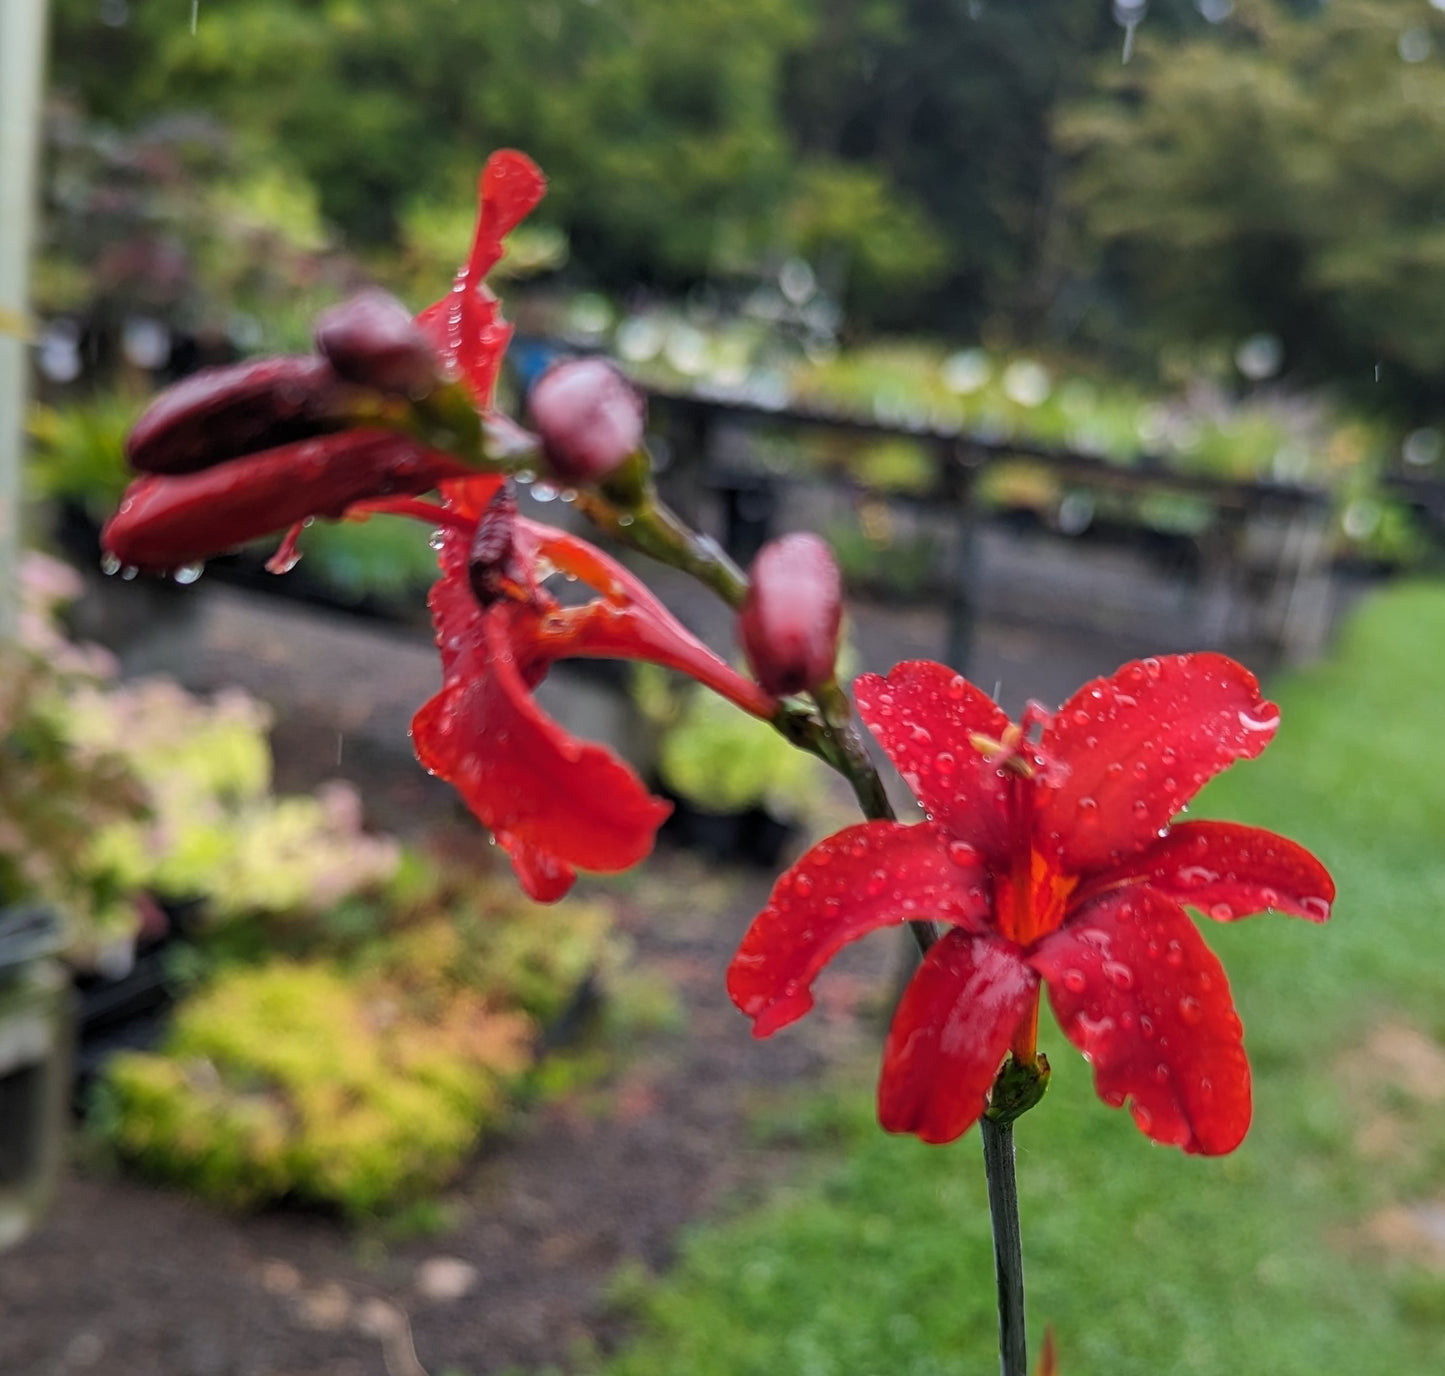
4, 2, 1445, 1374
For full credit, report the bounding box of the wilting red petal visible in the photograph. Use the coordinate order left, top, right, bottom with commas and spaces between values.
1032, 887, 1251, 1155
519, 519, 777, 717
1036, 654, 1280, 875
416, 150, 547, 406
855, 661, 1013, 866
729, 821, 990, 1037
411, 609, 670, 899
878, 930, 1038, 1144
1101, 819, 1334, 923
102, 432, 474, 571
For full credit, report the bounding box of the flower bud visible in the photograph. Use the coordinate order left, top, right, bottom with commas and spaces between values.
528, 358, 645, 484
125, 356, 359, 475
314, 288, 440, 398
739, 534, 843, 696
102, 431, 470, 572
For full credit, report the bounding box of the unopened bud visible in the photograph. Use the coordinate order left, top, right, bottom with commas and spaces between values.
125, 356, 359, 475
314, 288, 440, 398
739, 534, 843, 696
102, 431, 470, 572
528, 358, 645, 484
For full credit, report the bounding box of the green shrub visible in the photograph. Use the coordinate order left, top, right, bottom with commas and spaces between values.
100, 959, 534, 1215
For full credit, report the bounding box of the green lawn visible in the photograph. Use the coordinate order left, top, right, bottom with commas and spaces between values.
584, 581, 1445, 1376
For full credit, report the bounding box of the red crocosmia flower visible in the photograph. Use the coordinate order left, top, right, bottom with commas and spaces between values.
728, 655, 1333, 1155
412, 478, 777, 902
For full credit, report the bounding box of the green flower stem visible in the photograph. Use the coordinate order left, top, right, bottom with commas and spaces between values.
980, 1116, 1028, 1376
574, 474, 750, 609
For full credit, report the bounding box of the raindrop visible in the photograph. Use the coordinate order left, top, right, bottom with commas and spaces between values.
1061, 968, 1087, 993
531, 481, 559, 503
428, 530, 445, 550
1209, 902, 1235, 920
793, 873, 814, 898
1177, 995, 1202, 1024
1237, 707, 1278, 733
1301, 895, 1330, 921
1102, 960, 1134, 990
172, 563, 204, 585
935, 751, 956, 774
120, 565, 139, 580
100, 552, 122, 576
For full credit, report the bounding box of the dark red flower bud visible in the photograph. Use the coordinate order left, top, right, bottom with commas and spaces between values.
125, 356, 362, 475
314, 288, 440, 398
739, 534, 843, 696
102, 431, 471, 572
528, 358, 645, 484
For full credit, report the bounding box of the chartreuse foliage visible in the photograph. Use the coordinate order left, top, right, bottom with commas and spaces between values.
98, 876, 626, 1217
590, 582, 1445, 1376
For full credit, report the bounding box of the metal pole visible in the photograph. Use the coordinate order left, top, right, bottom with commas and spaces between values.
1, 0, 51, 640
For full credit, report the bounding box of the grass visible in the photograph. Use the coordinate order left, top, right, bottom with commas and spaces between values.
580, 580, 1445, 1376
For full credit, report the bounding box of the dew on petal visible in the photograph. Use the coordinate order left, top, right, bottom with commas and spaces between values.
1178, 995, 1202, 1024
1102, 960, 1134, 990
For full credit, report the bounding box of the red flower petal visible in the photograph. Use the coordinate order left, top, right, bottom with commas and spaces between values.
1032, 887, 1251, 1155
1036, 654, 1280, 875
411, 608, 670, 900
727, 820, 991, 1038
416, 150, 547, 406
102, 432, 473, 572
855, 662, 1013, 866
499, 836, 576, 905
878, 930, 1039, 1144
1102, 819, 1334, 923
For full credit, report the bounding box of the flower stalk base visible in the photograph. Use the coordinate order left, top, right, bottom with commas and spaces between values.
981, 1115, 1028, 1376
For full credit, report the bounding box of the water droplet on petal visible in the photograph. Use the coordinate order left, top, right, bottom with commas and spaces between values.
1178, 995, 1202, 1024
172, 562, 204, 585
100, 552, 122, 576
1061, 968, 1087, 993
1103, 960, 1134, 989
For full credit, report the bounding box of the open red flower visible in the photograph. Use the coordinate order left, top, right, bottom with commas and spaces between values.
413, 478, 775, 902
728, 655, 1333, 1154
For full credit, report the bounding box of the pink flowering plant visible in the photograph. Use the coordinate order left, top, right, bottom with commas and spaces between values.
101, 151, 1332, 1375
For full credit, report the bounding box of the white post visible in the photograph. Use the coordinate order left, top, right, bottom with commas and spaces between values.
0, 0, 51, 640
